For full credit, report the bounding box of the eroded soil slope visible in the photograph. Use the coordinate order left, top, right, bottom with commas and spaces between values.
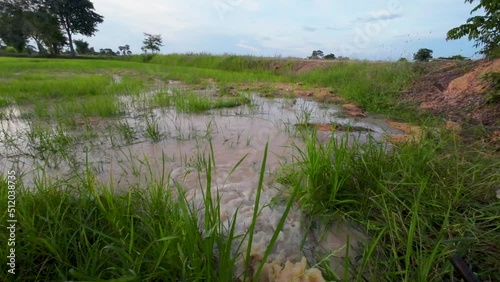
406, 59, 499, 129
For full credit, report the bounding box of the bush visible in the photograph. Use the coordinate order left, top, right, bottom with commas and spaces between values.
5, 46, 17, 53
141, 53, 155, 62
414, 48, 433, 62
483, 72, 500, 103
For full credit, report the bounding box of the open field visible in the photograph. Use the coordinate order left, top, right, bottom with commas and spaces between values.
0, 55, 499, 281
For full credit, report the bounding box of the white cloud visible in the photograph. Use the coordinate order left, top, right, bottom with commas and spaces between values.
86, 0, 479, 59
235, 41, 260, 53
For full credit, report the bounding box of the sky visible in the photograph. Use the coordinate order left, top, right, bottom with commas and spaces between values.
83, 0, 483, 60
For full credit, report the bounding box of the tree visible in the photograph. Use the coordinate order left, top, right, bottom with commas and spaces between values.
74, 39, 89, 54
0, 1, 29, 52
447, 0, 499, 57
0, 0, 68, 55
324, 53, 336, 60
413, 48, 433, 62
99, 47, 116, 56
309, 50, 324, 59
48, 0, 104, 56
0, 0, 71, 55
118, 44, 130, 55
25, 8, 66, 54
438, 55, 471, 61
142, 33, 162, 54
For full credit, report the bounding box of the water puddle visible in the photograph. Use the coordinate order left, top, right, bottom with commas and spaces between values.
0, 92, 403, 278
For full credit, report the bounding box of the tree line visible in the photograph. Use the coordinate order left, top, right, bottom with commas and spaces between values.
0, 0, 103, 56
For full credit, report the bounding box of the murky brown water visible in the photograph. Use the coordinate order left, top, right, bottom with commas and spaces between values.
0, 93, 402, 278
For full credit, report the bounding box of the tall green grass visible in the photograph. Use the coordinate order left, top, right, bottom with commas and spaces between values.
0, 143, 297, 281
152, 90, 251, 113
118, 53, 294, 73
0, 74, 143, 105
279, 130, 500, 281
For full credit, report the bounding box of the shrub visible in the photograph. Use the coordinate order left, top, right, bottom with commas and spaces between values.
5, 46, 17, 53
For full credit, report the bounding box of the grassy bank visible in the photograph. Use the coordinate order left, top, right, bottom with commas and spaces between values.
279, 130, 500, 281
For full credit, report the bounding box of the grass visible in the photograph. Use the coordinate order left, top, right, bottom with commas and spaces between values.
278, 129, 500, 281
58, 95, 125, 118
0, 54, 498, 281
0, 73, 144, 105
119, 54, 426, 123
1, 55, 422, 123
144, 111, 162, 142
0, 142, 297, 281
24, 122, 73, 168
152, 89, 251, 113
116, 121, 136, 144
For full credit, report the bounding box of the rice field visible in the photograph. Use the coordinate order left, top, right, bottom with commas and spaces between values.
0, 55, 498, 281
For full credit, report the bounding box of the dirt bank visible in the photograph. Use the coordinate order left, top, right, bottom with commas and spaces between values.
405, 59, 500, 129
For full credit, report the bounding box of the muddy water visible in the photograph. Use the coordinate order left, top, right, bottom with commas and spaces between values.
0, 94, 402, 278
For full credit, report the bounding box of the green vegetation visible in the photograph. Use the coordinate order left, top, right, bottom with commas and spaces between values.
0, 144, 298, 281
142, 33, 163, 54
0, 61, 142, 97
152, 90, 251, 113
59, 95, 125, 118
483, 72, 500, 103
447, 0, 500, 57
0, 55, 430, 124
120, 54, 419, 121
4, 45, 16, 53
0, 0, 103, 55
0, 55, 498, 281
144, 111, 162, 142
413, 48, 434, 62
279, 131, 500, 281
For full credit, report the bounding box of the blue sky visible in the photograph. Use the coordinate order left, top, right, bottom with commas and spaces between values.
84, 0, 482, 60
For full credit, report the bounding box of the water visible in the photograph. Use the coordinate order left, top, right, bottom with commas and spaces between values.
0, 93, 403, 278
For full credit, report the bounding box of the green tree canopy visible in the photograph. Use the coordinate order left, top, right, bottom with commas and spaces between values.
142, 33, 163, 54
0, 0, 93, 55
118, 44, 131, 55
48, 0, 103, 56
309, 50, 324, 59
324, 53, 336, 60
447, 0, 499, 57
25, 8, 66, 54
413, 48, 433, 62
0, 1, 29, 52
74, 39, 90, 54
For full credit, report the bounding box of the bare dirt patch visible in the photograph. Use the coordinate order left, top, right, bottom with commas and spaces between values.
406, 59, 500, 129
290, 60, 333, 74
236, 82, 344, 104
386, 119, 423, 144
342, 103, 366, 118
